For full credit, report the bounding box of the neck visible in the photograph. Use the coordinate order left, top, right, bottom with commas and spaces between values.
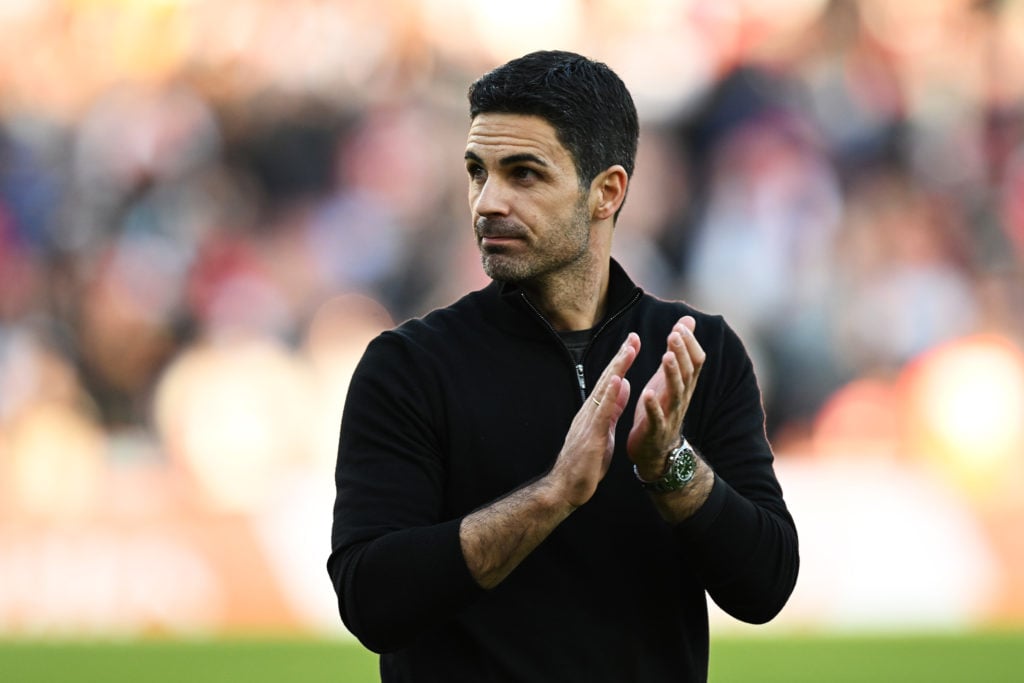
520, 253, 610, 332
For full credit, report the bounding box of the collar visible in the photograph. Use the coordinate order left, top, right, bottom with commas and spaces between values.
484, 258, 644, 338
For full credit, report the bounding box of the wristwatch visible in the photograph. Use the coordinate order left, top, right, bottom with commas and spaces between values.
634, 438, 697, 493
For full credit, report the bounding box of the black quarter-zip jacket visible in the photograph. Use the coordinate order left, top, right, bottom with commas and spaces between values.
328, 260, 799, 682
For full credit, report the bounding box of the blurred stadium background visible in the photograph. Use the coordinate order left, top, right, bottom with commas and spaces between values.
1, 0, 1023, 680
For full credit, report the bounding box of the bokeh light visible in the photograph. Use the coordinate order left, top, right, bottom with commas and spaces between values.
153, 338, 317, 513
4, 402, 107, 521
903, 335, 1024, 499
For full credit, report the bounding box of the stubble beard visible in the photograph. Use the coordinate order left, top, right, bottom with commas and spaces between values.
478, 198, 592, 285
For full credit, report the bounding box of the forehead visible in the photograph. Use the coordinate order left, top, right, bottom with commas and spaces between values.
465, 113, 573, 167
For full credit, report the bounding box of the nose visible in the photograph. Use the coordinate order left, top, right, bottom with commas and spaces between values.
471, 177, 510, 217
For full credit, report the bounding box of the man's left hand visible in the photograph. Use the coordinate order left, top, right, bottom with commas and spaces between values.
626, 316, 705, 481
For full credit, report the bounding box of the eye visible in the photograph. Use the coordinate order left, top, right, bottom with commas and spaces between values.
466, 163, 486, 182
511, 166, 538, 182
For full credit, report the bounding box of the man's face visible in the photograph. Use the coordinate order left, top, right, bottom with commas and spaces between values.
465, 113, 592, 283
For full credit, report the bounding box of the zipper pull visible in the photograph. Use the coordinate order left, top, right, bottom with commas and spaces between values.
575, 363, 587, 401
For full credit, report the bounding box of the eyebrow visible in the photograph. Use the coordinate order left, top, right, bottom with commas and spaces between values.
464, 150, 549, 167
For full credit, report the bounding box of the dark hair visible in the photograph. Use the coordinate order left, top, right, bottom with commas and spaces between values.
468, 50, 639, 200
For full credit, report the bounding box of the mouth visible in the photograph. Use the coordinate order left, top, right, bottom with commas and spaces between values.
476, 218, 527, 249
479, 235, 522, 249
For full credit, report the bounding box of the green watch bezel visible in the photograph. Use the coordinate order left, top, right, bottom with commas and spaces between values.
635, 438, 697, 493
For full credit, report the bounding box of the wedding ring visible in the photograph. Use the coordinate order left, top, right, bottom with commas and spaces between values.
591, 396, 601, 407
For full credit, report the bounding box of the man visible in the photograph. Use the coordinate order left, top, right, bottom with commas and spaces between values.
328, 50, 799, 682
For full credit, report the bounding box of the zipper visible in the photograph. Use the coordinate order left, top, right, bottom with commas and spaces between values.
574, 363, 587, 400
520, 289, 643, 403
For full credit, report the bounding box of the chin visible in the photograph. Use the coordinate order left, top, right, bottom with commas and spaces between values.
481, 255, 528, 283
483, 265, 524, 283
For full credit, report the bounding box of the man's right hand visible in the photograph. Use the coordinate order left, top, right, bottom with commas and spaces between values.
460, 334, 639, 589
547, 333, 639, 508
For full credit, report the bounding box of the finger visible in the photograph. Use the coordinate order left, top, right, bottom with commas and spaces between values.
642, 388, 667, 436
672, 316, 697, 355
668, 329, 694, 381
614, 377, 631, 412
594, 333, 640, 389
663, 350, 686, 412
595, 375, 628, 422
676, 322, 705, 384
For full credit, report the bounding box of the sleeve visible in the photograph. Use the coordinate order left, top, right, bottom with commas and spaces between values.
326, 332, 484, 653
673, 317, 800, 624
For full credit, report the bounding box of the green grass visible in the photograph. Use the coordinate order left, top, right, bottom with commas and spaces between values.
710, 631, 1024, 682
0, 637, 377, 683
1, 631, 1021, 682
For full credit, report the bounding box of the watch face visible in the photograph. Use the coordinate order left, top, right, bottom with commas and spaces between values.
675, 445, 696, 482
642, 441, 696, 493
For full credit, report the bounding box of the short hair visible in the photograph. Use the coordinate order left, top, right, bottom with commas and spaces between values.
468, 50, 639, 196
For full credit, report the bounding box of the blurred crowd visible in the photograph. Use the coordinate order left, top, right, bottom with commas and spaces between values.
1, 0, 1023, 521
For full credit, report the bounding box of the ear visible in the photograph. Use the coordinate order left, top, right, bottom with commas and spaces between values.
590, 165, 629, 221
